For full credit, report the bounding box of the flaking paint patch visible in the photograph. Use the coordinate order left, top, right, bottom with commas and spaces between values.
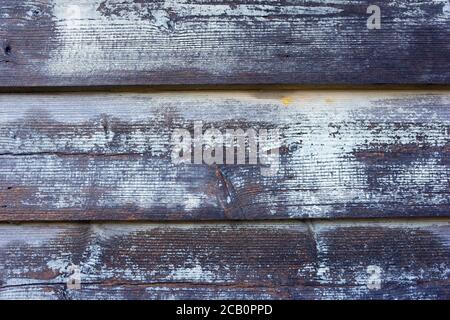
46, 258, 71, 279
45, 0, 344, 77
0, 156, 211, 212
98, 0, 345, 21
168, 261, 218, 282
443, 1, 450, 15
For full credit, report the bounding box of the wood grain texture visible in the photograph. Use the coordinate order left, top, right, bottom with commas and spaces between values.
1, 0, 450, 86
0, 220, 449, 299
0, 90, 449, 220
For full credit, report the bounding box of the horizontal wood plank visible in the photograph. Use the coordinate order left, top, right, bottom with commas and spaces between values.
1, 0, 450, 86
0, 90, 449, 220
0, 220, 449, 299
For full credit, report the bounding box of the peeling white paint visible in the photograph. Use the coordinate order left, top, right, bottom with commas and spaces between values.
41, 0, 359, 77
167, 258, 225, 283
443, 1, 450, 15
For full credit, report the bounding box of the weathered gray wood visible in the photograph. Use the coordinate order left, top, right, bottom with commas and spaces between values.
0, 90, 449, 220
1, 0, 450, 86
0, 220, 449, 299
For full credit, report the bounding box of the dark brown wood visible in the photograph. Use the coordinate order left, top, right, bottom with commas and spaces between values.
0, 220, 449, 299
1, 0, 450, 86
0, 91, 449, 220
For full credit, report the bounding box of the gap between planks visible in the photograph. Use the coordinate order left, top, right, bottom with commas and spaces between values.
1, 217, 449, 226
1, 84, 450, 94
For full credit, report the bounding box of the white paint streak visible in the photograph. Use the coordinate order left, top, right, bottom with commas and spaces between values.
45, 0, 344, 76
168, 259, 218, 282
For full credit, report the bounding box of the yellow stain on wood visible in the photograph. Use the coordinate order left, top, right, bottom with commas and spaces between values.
325, 98, 335, 103
281, 96, 294, 106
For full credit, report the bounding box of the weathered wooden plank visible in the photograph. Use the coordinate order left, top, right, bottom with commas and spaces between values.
1, 0, 450, 86
0, 90, 449, 220
0, 220, 449, 299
